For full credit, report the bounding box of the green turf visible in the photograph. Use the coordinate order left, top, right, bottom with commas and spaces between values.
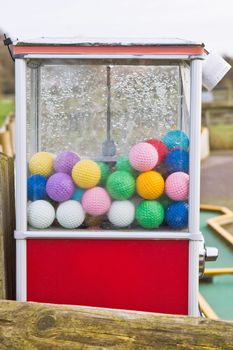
200, 210, 233, 320
209, 124, 233, 150
200, 211, 233, 268
0, 98, 14, 127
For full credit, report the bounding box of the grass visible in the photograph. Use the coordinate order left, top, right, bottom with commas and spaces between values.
0, 97, 15, 128
209, 124, 233, 150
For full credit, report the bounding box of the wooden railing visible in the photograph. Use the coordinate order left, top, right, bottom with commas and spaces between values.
0, 153, 15, 299
0, 300, 232, 349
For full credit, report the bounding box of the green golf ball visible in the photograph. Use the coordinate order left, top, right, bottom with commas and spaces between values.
106, 170, 135, 200
136, 200, 164, 229
97, 162, 111, 185
116, 155, 138, 177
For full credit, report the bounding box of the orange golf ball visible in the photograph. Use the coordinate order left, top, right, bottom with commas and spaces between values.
136, 171, 164, 199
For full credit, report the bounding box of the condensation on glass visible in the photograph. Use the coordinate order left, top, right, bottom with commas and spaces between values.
26, 58, 190, 232
26, 59, 190, 159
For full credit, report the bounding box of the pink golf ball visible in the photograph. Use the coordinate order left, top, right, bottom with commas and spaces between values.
129, 142, 158, 172
165, 172, 189, 201
82, 186, 111, 216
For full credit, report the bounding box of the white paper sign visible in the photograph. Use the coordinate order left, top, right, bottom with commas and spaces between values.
202, 52, 231, 91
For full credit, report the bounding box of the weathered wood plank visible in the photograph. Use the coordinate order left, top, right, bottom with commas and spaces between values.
0, 154, 15, 299
0, 300, 232, 349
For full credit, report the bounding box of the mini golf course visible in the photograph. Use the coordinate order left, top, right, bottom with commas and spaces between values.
200, 206, 233, 320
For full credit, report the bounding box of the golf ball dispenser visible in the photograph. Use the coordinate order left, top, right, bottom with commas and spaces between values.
14, 38, 206, 315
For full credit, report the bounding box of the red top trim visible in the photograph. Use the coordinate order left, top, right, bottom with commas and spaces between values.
14, 45, 204, 55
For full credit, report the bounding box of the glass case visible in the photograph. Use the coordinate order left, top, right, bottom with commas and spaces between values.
26, 59, 191, 232
14, 39, 205, 316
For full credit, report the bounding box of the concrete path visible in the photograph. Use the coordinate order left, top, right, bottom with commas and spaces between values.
200, 151, 233, 211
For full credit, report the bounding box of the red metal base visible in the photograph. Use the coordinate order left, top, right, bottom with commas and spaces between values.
27, 239, 189, 315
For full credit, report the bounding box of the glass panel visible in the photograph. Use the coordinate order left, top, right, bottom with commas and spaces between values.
26, 59, 190, 233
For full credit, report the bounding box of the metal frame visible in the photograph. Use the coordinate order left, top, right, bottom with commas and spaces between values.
15, 52, 204, 315
15, 59, 27, 301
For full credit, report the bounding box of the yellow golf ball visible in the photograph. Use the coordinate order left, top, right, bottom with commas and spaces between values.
72, 160, 101, 189
29, 152, 54, 177
136, 171, 164, 199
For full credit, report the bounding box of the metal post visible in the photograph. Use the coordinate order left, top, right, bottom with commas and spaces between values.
188, 58, 202, 316
15, 59, 27, 301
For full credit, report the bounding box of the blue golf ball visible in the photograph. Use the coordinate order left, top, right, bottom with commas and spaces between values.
27, 175, 47, 201
72, 187, 85, 202
165, 201, 188, 229
165, 149, 189, 173
162, 130, 189, 150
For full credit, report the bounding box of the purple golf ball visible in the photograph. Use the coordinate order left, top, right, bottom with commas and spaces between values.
46, 173, 75, 202
54, 151, 80, 174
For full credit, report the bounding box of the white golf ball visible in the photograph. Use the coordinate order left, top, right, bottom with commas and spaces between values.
108, 200, 135, 227
56, 200, 85, 229
27, 200, 55, 229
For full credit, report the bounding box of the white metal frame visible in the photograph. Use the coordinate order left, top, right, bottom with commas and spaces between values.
15, 59, 27, 301
15, 52, 204, 315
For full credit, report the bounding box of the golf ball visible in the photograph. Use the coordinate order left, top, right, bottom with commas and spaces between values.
72, 187, 85, 202
116, 155, 138, 177
29, 152, 54, 177
136, 171, 164, 199
165, 201, 188, 229
82, 186, 111, 216
56, 200, 85, 229
165, 149, 189, 173
46, 173, 75, 202
54, 151, 80, 174
129, 142, 158, 171
165, 172, 189, 201
106, 171, 135, 200
136, 200, 164, 229
162, 130, 189, 150
108, 200, 135, 227
97, 162, 111, 185
27, 174, 47, 201
146, 139, 168, 165
27, 200, 55, 229
72, 159, 101, 189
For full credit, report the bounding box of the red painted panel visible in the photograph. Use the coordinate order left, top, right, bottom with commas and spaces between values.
14, 45, 204, 55
27, 239, 189, 315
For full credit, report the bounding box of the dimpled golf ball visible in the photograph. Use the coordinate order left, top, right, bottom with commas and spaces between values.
162, 130, 189, 150
72, 187, 85, 202
116, 155, 138, 177
108, 200, 135, 227
136, 200, 164, 229
82, 186, 111, 216
129, 142, 158, 172
97, 162, 111, 185
165, 201, 188, 229
146, 139, 168, 165
136, 171, 164, 200
56, 200, 85, 229
46, 173, 75, 202
54, 151, 80, 174
27, 174, 47, 201
106, 171, 135, 200
72, 159, 101, 189
165, 149, 189, 173
165, 172, 189, 201
27, 200, 55, 229
29, 152, 54, 177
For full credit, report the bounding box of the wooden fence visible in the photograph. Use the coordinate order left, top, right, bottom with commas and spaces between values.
0, 300, 232, 349
0, 113, 15, 157
0, 153, 15, 299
